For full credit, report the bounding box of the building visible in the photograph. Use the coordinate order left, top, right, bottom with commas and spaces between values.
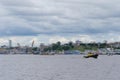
75, 40, 82, 46
9, 40, 12, 48
40, 43, 45, 52
64, 50, 81, 55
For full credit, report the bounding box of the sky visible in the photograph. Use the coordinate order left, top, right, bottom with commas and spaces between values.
0, 0, 120, 46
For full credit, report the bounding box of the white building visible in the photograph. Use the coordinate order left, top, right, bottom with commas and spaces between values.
9, 40, 12, 48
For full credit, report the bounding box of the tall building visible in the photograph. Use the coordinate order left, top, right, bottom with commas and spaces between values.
9, 40, 12, 48
75, 40, 82, 46
40, 43, 45, 52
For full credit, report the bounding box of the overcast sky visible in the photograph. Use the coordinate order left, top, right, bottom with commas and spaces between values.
0, 0, 120, 46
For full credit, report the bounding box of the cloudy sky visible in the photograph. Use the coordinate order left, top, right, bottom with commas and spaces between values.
0, 0, 120, 46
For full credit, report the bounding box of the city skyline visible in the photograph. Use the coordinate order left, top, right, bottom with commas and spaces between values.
0, 0, 120, 46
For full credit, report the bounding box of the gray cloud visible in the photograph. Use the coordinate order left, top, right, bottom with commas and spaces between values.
0, 0, 120, 39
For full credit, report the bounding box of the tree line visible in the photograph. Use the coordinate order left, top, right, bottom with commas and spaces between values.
42, 41, 108, 52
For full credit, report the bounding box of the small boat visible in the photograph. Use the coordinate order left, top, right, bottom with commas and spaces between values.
84, 52, 98, 59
